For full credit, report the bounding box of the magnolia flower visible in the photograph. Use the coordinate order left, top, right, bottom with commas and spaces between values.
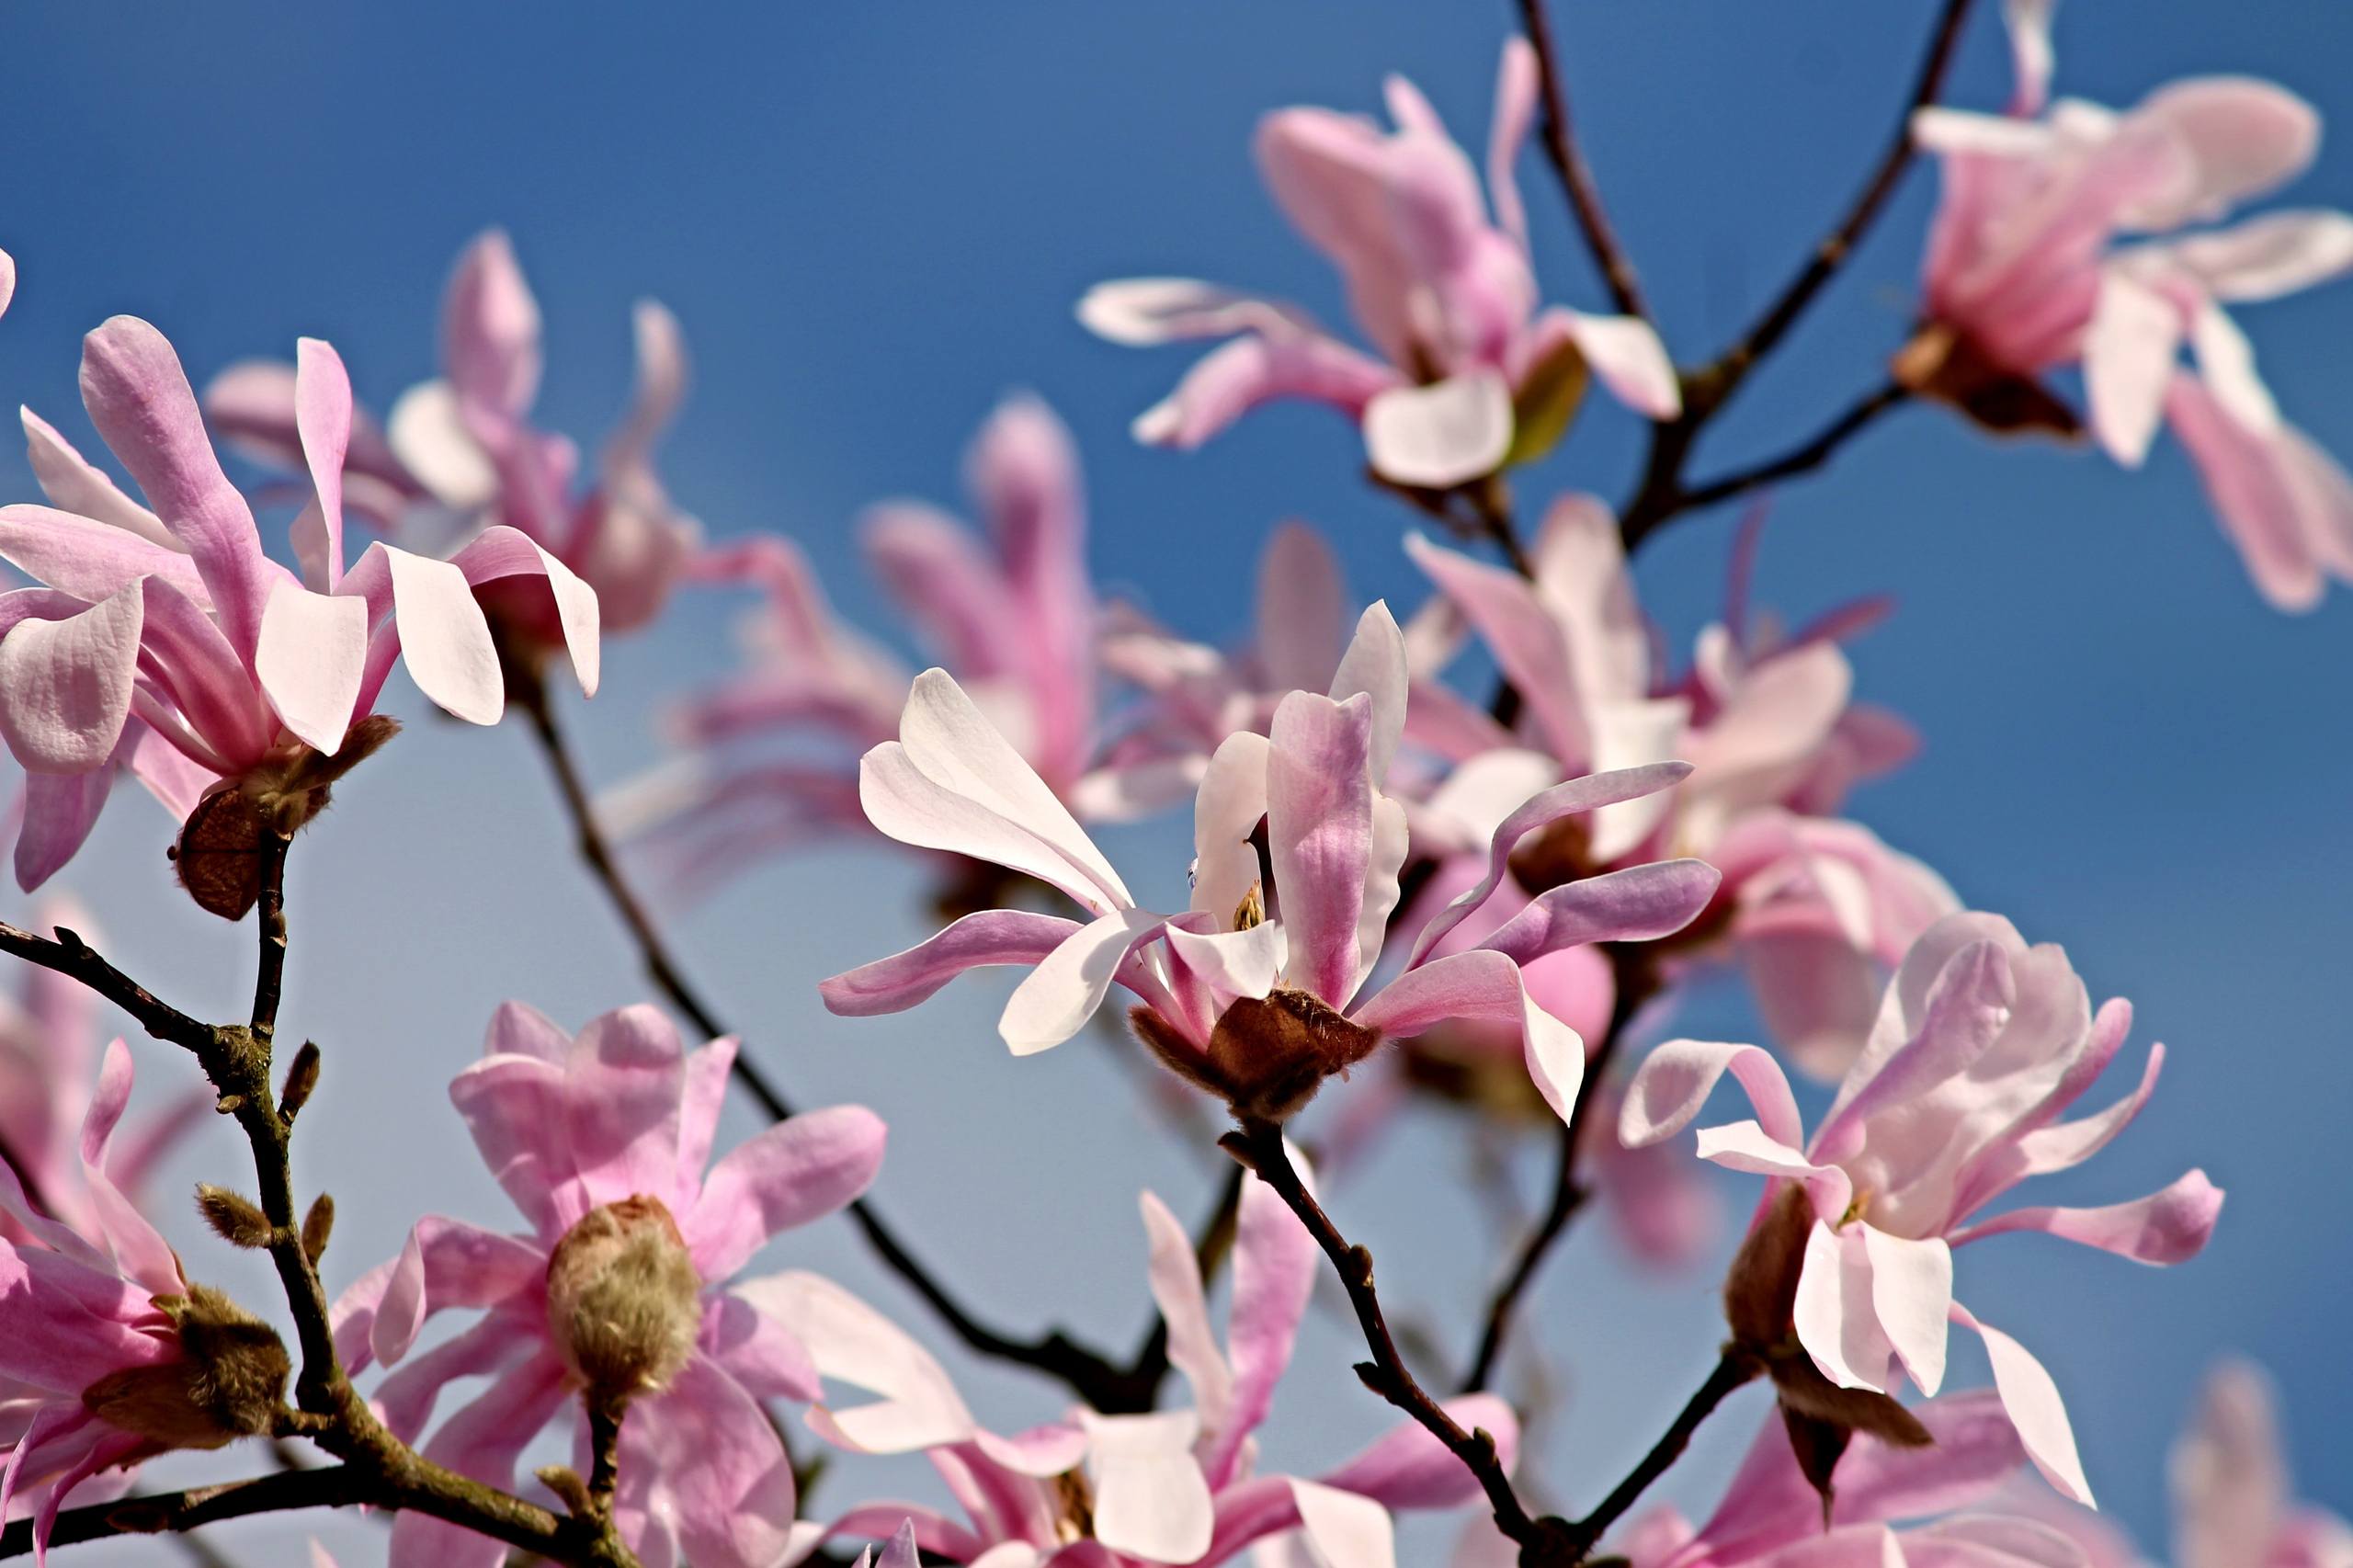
1608, 1390, 2083, 1568
1906, 6, 2353, 608
1621, 912, 2225, 1506
821, 608, 1717, 1123
329, 1002, 886, 1568
775, 1159, 1519, 1567
1080, 40, 1677, 489
0, 900, 202, 1248
607, 398, 1142, 902
0, 1041, 290, 1559
0, 318, 596, 903
0, 248, 13, 319
207, 227, 699, 637
1410, 498, 1954, 1079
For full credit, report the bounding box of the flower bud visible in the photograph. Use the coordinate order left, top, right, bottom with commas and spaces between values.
170, 718, 402, 921
82, 1285, 290, 1451
544, 1195, 702, 1411
1131, 987, 1383, 1124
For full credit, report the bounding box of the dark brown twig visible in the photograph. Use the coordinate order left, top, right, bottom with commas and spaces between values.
1515, 0, 1650, 322
509, 667, 1154, 1415
1672, 381, 1912, 516
1563, 1349, 1761, 1554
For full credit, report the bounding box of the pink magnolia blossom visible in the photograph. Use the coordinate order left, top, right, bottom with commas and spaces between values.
772, 1156, 1520, 1567
1409, 498, 1954, 1079
1908, 7, 2353, 608
0, 900, 203, 1248
0, 318, 597, 897
1606, 1389, 2086, 1568
1620, 911, 2226, 1506
0, 248, 14, 320
0, 1040, 285, 1560
206, 227, 698, 637
328, 1001, 887, 1568
820, 605, 1718, 1124
607, 398, 1132, 902
1079, 40, 1678, 489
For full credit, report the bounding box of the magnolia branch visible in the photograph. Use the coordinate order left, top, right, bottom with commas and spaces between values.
1674, 381, 1912, 515
509, 665, 1161, 1415
1515, 0, 1650, 322
1614, 0, 1974, 551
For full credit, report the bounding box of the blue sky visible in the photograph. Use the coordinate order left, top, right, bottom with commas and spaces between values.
3, 3, 2349, 1562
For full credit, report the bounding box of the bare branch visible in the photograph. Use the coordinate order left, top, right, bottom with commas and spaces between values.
1515, 0, 1651, 322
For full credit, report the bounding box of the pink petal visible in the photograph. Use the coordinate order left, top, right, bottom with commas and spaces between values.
687, 1105, 886, 1280
133, 574, 276, 768
294, 338, 353, 587
1952, 1304, 2091, 1506
861, 503, 1023, 682
1486, 39, 1539, 256
442, 230, 543, 420
1552, 310, 1683, 420
0, 585, 142, 773
819, 909, 1086, 1017
388, 1351, 571, 1568
1140, 1190, 1233, 1431
2175, 1359, 2290, 1568
2165, 370, 2353, 611
2169, 209, 2353, 301
675, 1037, 738, 1206
254, 580, 369, 752
0, 504, 205, 604
1327, 601, 1409, 782
361, 1215, 550, 1370
1267, 689, 1376, 1006
447, 525, 603, 696
734, 1270, 977, 1454
1948, 1168, 2222, 1264
1075, 278, 1323, 347
565, 1004, 690, 1215
1082, 1409, 1215, 1565
2004, 0, 2057, 115
78, 317, 272, 662
373, 1311, 538, 1444
19, 411, 176, 548
1404, 530, 1587, 767
1290, 1479, 1396, 1568
626, 1356, 799, 1568
1131, 332, 1400, 449
1620, 1038, 1808, 1151
1190, 730, 1273, 924
1317, 1393, 1520, 1508
1794, 1220, 1896, 1392
1349, 948, 1583, 1120
999, 906, 1169, 1054
447, 1052, 574, 1234
1860, 1225, 1954, 1396
1477, 857, 1722, 966
0, 250, 11, 319
2085, 268, 2182, 466
970, 395, 1095, 786
1363, 370, 1514, 487
2130, 78, 2320, 229
1256, 521, 1348, 695
380, 544, 504, 722
1202, 1170, 1316, 1488
14, 768, 113, 892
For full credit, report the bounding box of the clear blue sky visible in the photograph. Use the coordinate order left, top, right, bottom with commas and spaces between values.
2, 3, 2347, 1562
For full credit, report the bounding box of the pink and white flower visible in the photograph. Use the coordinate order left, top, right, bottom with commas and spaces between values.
1080, 40, 1677, 489
207, 227, 697, 636
1907, 6, 2353, 608
821, 606, 1717, 1123
1620, 911, 2225, 1506
773, 1154, 1519, 1566
0, 318, 596, 898
329, 1001, 887, 1568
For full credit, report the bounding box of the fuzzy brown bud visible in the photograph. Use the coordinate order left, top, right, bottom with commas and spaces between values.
1131, 988, 1383, 1123
170, 717, 402, 921
544, 1195, 701, 1411
194, 1185, 273, 1249
278, 1041, 322, 1121
301, 1193, 335, 1266
82, 1285, 290, 1450
1892, 323, 2083, 441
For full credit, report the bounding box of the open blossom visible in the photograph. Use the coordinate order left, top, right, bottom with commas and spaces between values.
207, 227, 697, 639
0, 318, 596, 903
1079, 39, 1677, 489
1411, 498, 1954, 1079
1606, 1390, 2082, 1568
820, 605, 1719, 1124
0, 900, 202, 1248
328, 1002, 886, 1568
1905, 5, 2353, 608
606, 397, 1144, 903
1620, 912, 2225, 1506
0, 1040, 290, 1559
775, 1156, 1519, 1567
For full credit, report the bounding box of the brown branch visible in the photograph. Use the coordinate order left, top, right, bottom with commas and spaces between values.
1563, 1348, 1761, 1554
1221, 1120, 1550, 1553
0, 921, 217, 1057
1672, 381, 1911, 517
1515, 0, 1650, 322
1458, 947, 1658, 1393
510, 666, 1154, 1415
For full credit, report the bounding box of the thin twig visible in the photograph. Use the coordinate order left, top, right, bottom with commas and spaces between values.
1222, 1120, 1547, 1551
509, 666, 1155, 1415
1563, 1348, 1761, 1553
1673, 381, 1911, 515
1514, 0, 1650, 322
1459, 947, 1658, 1392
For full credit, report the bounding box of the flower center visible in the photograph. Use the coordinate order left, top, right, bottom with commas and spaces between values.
544, 1193, 702, 1410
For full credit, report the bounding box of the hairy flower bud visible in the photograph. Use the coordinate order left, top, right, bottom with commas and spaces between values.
1131, 987, 1383, 1123
544, 1195, 702, 1411
194, 1185, 273, 1249
81, 1285, 290, 1451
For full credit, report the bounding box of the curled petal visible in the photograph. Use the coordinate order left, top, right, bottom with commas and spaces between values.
1947, 1168, 2222, 1264
1620, 1038, 1806, 1152
1363, 370, 1515, 488
1951, 1303, 2091, 1506
820, 910, 1083, 1017
1350, 949, 1583, 1120
1477, 858, 1722, 967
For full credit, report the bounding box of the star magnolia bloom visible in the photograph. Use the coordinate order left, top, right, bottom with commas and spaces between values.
1621, 912, 2226, 1506
0, 318, 597, 895
1079, 40, 1677, 489
1410, 498, 1955, 1079
0, 900, 203, 1248
821, 607, 1719, 1123
772, 1157, 1520, 1567
1608, 1390, 2084, 1568
0, 1041, 288, 1560
606, 397, 1136, 901
328, 1002, 887, 1568
1908, 5, 2353, 608
206, 227, 699, 635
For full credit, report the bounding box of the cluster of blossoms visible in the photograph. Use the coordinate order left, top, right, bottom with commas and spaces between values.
0, 2, 2336, 1566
